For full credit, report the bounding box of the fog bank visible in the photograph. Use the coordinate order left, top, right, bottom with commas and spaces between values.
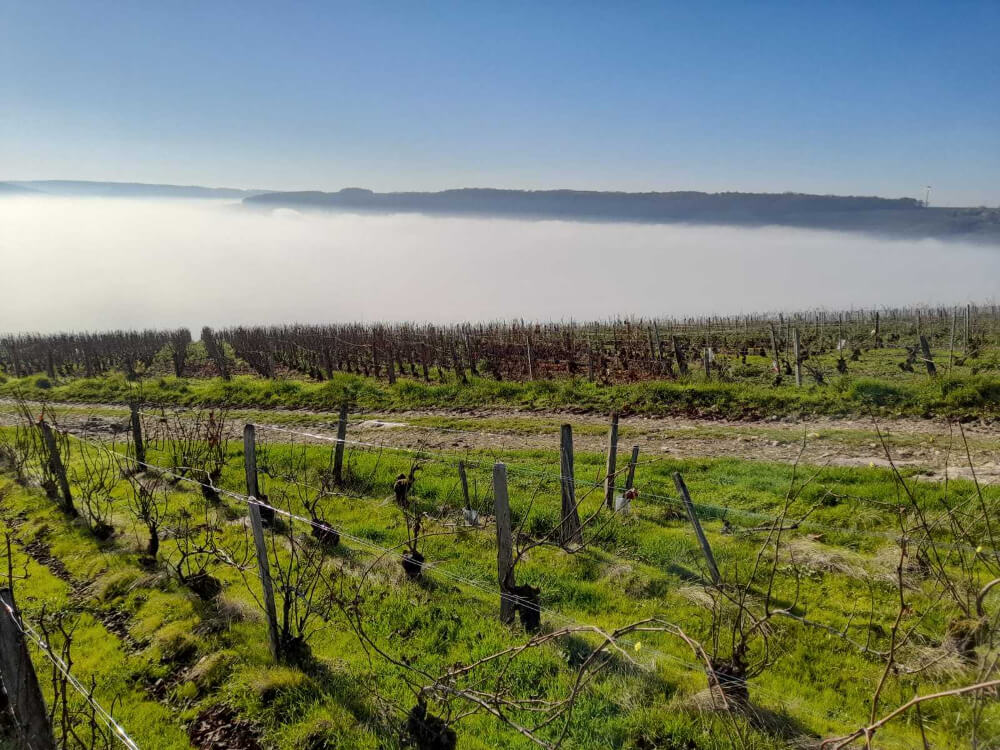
0, 197, 997, 334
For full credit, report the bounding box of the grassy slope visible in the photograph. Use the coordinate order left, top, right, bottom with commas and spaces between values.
3, 366, 1000, 420
2, 427, 997, 748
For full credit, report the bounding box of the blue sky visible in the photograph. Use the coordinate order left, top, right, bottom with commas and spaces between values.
2, 1, 998, 205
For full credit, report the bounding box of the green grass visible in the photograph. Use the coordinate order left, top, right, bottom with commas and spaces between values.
4, 363, 1000, 420
2, 423, 998, 748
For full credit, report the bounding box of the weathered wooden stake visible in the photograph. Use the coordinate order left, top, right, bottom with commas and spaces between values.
965, 304, 971, 354
493, 463, 516, 624
0, 588, 57, 750
672, 472, 721, 585
949, 308, 957, 372
619, 444, 640, 514
603, 412, 619, 508
874, 311, 881, 347
624, 445, 640, 491
248, 503, 281, 662
39, 421, 74, 516
129, 402, 145, 466
558, 425, 583, 546
243, 424, 260, 499
671, 336, 688, 375
526, 335, 535, 380
333, 404, 348, 485
793, 327, 802, 387
919, 335, 937, 376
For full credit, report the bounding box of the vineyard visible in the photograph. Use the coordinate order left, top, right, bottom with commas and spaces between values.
7, 0, 998, 746
2, 306, 1000, 423
0, 389, 998, 749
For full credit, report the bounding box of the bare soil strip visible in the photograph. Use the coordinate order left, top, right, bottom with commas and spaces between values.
3, 400, 998, 483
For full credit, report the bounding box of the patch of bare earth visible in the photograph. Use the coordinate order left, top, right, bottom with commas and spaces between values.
188, 705, 263, 750
2, 401, 997, 482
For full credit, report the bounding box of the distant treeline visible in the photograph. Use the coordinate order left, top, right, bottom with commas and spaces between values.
3, 181, 997, 240
245, 187, 1000, 241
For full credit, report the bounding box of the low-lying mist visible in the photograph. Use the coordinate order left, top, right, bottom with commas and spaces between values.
1, 197, 997, 334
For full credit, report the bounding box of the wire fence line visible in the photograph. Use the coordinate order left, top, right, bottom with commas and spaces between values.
0, 598, 140, 750
2, 406, 995, 741
1, 414, 858, 726
3, 402, 998, 553
43, 429, 866, 733
246, 420, 1000, 554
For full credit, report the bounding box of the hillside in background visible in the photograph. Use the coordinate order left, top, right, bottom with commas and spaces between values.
0, 179, 266, 199
3, 180, 998, 241
245, 187, 1000, 242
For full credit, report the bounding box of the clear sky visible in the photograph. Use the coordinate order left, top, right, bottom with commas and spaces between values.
2, 1, 998, 205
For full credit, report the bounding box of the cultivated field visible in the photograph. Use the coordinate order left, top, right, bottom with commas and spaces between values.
0, 305, 999, 750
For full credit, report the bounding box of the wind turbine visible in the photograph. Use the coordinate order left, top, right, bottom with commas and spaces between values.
924, 185, 932, 207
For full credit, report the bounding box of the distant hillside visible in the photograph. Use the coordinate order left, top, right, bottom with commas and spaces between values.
0, 182, 40, 195
245, 187, 1000, 243
5, 180, 266, 199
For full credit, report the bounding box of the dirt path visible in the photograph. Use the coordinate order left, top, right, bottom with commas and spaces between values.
3, 399, 998, 483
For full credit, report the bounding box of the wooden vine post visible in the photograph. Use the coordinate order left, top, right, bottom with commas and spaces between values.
0, 588, 57, 750
558, 424, 583, 547
242, 424, 280, 660
949, 308, 957, 371
129, 402, 145, 466
965, 304, 971, 354
458, 460, 480, 526
624, 446, 640, 491
493, 463, 516, 624
673, 472, 721, 585
248, 502, 282, 663
38, 420, 74, 516
333, 403, 349, 485
919, 335, 937, 376
243, 423, 274, 525
619, 444, 640, 514
793, 327, 802, 387
603, 412, 619, 508
243, 424, 260, 499
671, 335, 689, 375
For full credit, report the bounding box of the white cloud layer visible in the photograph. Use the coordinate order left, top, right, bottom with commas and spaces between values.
0, 197, 997, 334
